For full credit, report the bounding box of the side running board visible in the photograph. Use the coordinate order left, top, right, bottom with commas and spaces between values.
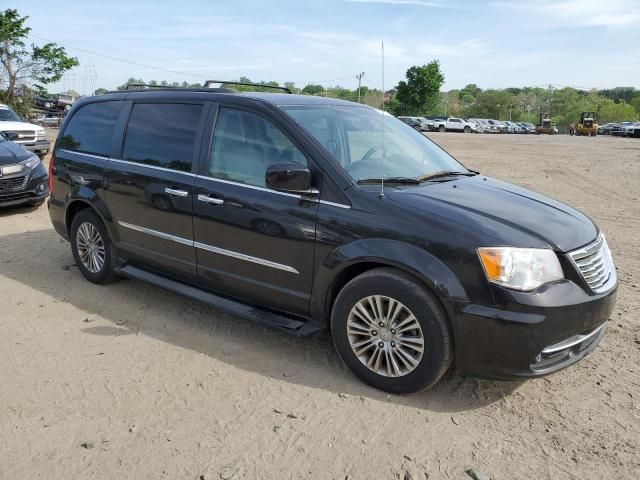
116, 265, 325, 337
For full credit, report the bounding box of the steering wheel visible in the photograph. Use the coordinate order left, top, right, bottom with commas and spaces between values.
347, 145, 385, 175
360, 145, 384, 163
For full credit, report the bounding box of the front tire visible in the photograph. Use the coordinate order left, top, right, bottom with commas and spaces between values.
331, 268, 452, 394
464, 126, 471, 133
438, 125, 446, 133
70, 209, 120, 284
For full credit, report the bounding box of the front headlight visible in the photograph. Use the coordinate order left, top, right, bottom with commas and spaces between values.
2, 155, 41, 176
477, 247, 564, 291
21, 155, 41, 170
36, 128, 47, 139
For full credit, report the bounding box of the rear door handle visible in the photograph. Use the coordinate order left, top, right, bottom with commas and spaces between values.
165, 187, 189, 197
197, 194, 224, 205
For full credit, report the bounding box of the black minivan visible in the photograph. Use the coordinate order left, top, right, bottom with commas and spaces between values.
48, 86, 617, 393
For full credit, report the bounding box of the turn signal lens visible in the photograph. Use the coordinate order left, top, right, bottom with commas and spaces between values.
48, 151, 55, 193
477, 247, 563, 291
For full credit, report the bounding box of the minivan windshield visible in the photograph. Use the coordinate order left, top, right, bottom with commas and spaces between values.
282, 105, 467, 183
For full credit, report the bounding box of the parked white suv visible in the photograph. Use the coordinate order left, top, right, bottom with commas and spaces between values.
0, 104, 50, 157
433, 117, 477, 133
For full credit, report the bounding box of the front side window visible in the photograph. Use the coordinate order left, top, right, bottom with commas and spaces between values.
283, 105, 465, 183
59, 101, 122, 156
122, 103, 203, 173
209, 108, 307, 187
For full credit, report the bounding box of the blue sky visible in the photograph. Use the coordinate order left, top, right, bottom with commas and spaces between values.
11, 0, 640, 94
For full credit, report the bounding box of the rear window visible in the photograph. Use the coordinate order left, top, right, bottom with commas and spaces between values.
59, 101, 122, 156
122, 103, 203, 173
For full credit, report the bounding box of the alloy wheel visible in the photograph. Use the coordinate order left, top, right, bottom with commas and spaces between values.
76, 222, 105, 273
347, 295, 424, 377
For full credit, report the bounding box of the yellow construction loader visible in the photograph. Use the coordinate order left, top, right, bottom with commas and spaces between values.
535, 113, 557, 135
570, 112, 598, 136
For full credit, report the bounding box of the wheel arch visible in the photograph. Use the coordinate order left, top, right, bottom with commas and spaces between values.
64, 187, 115, 238
315, 239, 469, 325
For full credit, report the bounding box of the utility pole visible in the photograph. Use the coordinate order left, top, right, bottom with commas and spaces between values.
509, 103, 513, 121
356, 72, 365, 103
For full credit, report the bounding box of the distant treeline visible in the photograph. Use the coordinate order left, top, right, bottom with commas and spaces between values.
91, 79, 640, 126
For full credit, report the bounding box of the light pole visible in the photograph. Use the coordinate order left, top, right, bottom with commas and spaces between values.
509, 103, 513, 121
356, 72, 365, 103
496, 104, 501, 119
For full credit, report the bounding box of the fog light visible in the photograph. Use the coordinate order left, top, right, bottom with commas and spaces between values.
37, 183, 45, 192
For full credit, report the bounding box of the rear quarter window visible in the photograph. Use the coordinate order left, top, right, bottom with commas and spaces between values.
122, 103, 204, 173
59, 101, 122, 156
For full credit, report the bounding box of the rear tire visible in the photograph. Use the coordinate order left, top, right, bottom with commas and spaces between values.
70, 209, 120, 284
331, 268, 453, 394
438, 125, 445, 133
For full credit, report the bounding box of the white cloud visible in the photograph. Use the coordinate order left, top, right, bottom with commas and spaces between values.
492, 0, 640, 27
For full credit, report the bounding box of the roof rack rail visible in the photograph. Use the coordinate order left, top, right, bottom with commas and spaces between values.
203, 80, 292, 94
112, 84, 236, 94
125, 83, 201, 90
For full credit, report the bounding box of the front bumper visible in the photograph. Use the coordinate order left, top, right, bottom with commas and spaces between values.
0, 165, 49, 208
449, 280, 617, 379
17, 139, 51, 153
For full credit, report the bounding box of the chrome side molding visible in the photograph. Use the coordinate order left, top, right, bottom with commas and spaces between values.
117, 220, 298, 274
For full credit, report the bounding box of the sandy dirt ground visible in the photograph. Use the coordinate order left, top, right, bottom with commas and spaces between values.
1, 131, 639, 480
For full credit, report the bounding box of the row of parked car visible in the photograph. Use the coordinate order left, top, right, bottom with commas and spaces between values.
598, 121, 640, 138
397, 116, 548, 134
467, 118, 542, 134
34, 93, 78, 113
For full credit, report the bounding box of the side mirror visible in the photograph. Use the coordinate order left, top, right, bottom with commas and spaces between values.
4, 131, 19, 141
266, 163, 316, 195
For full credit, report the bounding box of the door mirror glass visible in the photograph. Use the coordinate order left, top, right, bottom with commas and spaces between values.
266, 163, 313, 194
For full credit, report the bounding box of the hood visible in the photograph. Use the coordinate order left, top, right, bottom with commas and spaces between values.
386, 175, 598, 252
0, 120, 43, 132
0, 140, 32, 166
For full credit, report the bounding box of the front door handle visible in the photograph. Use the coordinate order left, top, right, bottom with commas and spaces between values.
165, 187, 189, 197
197, 194, 224, 205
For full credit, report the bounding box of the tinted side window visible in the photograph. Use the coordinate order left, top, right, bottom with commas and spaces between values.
122, 103, 203, 173
59, 101, 122, 156
209, 108, 307, 187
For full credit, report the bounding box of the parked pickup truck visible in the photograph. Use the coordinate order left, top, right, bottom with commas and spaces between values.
432, 117, 478, 133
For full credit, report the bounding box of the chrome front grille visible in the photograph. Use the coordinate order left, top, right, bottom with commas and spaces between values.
568, 234, 616, 294
3, 130, 36, 142
18, 130, 36, 141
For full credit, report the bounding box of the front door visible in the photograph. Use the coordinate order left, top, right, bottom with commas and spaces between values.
105, 101, 208, 279
193, 106, 319, 316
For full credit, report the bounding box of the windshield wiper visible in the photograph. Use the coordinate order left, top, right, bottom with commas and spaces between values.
417, 171, 477, 182
357, 176, 421, 185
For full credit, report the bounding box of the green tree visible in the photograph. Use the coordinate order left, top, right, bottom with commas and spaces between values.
0, 9, 78, 108
284, 81, 299, 94
630, 94, 640, 118
302, 83, 325, 96
394, 61, 445, 115
94, 88, 109, 95
597, 99, 638, 123
463, 89, 513, 119
116, 77, 145, 90
459, 84, 482, 103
